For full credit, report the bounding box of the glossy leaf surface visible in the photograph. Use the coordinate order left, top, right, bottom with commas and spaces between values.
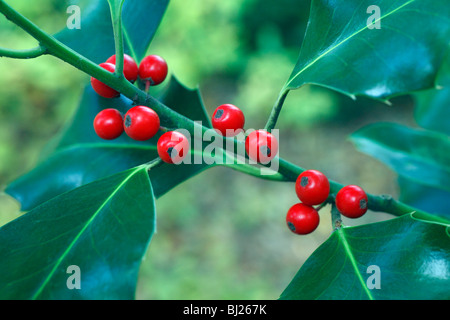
285, 0, 450, 99
280, 214, 450, 300
350, 123, 450, 192
0, 167, 155, 299
56, 0, 169, 63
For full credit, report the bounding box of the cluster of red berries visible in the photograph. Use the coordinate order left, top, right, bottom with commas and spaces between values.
90, 53, 168, 98
94, 106, 189, 164
91, 54, 167, 142
91, 52, 280, 164
91, 58, 367, 230
90, 53, 280, 166
92, 54, 189, 164
93, 105, 159, 141
286, 170, 368, 235
211, 103, 279, 163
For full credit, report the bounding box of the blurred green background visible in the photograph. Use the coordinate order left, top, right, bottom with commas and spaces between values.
0, 0, 417, 299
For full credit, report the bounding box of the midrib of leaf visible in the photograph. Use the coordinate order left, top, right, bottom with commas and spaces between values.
30, 166, 145, 300
337, 228, 374, 300
284, 0, 416, 90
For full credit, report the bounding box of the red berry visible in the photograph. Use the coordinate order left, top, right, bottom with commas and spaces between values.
295, 170, 330, 205
286, 203, 320, 235
138, 55, 168, 86
90, 62, 120, 98
245, 130, 279, 163
157, 131, 190, 164
106, 54, 139, 83
93, 108, 124, 140
335, 185, 368, 219
123, 106, 160, 141
211, 104, 245, 137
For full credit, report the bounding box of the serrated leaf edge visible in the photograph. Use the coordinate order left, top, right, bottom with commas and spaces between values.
284, 0, 417, 97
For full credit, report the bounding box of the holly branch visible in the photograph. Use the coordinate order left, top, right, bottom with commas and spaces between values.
0, 0, 447, 226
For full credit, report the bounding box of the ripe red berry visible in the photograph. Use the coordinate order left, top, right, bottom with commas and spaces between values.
138, 55, 168, 86
106, 54, 139, 83
123, 106, 160, 141
286, 203, 320, 235
335, 185, 368, 219
90, 62, 120, 98
211, 104, 245, 137
157, 131, 190, 164
93, 108, 124, 140
245, 130, 279, 163
295, 170, 330, 206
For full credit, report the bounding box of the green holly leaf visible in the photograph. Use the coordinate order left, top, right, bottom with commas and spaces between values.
436, 49, 450, 87
398, 176, 450, 219
414, 87, 450, 136
280, 214, 450, 300
350, 122, 450, 192
6, 76, 212, 211
0, 166, 155, 299
56, 0, 169, 63
285, 0, 450, 100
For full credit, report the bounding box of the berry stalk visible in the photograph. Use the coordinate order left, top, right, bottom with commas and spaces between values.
331, 203, 342, 231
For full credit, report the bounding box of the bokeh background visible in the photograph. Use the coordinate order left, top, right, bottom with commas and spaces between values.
0, 0, 418, 299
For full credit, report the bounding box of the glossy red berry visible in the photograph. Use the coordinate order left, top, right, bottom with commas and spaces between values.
335, 185, 368, 219
106, 54, 139, 83
295, 170, 330, 206
90, 62, 120, 98
286, 203, 320, 235
123, 106, 160, 141
139, 55, 168, 86
93, 108, 124, 140
211, 104, 245, 137
157, 131, 190, 164
245, 130, 279, 163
